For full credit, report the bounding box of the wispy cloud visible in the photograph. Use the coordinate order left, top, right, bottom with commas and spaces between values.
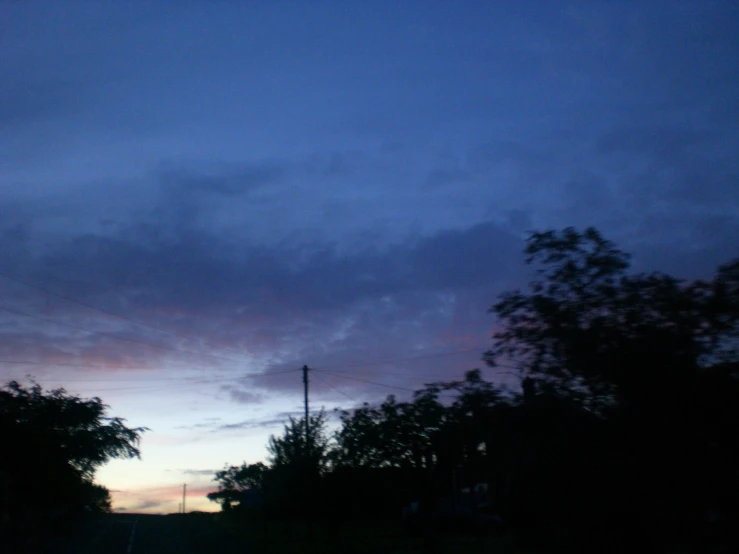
181, 469, 219, 476
3, 0, 738, 511
220, 384, 265, 405
215, 418, 286, 432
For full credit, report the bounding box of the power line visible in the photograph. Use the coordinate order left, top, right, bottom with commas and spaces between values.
307, 347, 523, 380
0, 358, 289, 381
0, 269, 521, 378
0, 346, 520, 383
0, 354, 523, 379
317, 346, 487, 371
5, 368, 300, 388
313, 368, 518, 400
2, 371, 222, 384
0, 359, 212, 373
0, 276, 499, 376
0, 305, 250, 365
313, 368, 417, 394
4, 371, 244, 384
0, 269, 249, 357
68, 367, 300, 393
365, 366, 523, 380
72, 378, 220, 394
312, 371, 357, 403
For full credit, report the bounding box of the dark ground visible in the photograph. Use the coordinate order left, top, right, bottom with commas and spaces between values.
2, 512, 534, 554
2, 513, 244, 554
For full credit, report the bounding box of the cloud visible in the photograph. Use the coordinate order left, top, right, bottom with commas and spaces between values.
0, 197, 523, 379
212, 410, 327, 433
5, 171, 735, 398
0, 74, 82, 130
158, 162, 287, 197
220, 385, 265, 405
1, 0, 737, 402
181, 469, 219, 476
2, 141, 737, 401
132, 499, 164, 511
172, 417, 227, 431
4, 0, 735, 520
215, 418, 286, 432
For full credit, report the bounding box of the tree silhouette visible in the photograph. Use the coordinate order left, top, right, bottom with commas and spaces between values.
207, 462, 268, 511
485, 227, 739, 549
267, 410, 330, 472
487, 227, 739, 411
332, 381, 458, 473
261, 411, 331, 516
0, 380, 146, 530
207, 227, 739, 551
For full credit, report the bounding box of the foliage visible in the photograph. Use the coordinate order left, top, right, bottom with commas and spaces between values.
207, 462, 268, 510
80, 482, 113, 513
486, 227, 739, 412
0, 381, 146, 476
267, 410, 331, 472
333, 390, 445, 470
210, 227, 739, 551
0, 380, 146, 523
333, 370, 511, 473
433, 370, 513, 483
483, 227, 739, 548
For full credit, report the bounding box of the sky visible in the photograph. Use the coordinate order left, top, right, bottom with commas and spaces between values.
1, 0, 738, 514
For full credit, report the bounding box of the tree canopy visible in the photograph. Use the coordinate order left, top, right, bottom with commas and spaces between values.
0, 380, 147, 524
207, 227, 739, 551
267, 410, 331, 473
486, 227, 739, 413
207, 462, 268, 511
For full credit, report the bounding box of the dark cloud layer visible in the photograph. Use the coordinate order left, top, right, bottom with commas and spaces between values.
1, 0, 738, 400
159, 163, 287, 197
0, 193, 524, 370
3, 2, 738, 513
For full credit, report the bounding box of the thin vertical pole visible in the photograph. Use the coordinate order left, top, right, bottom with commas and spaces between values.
302, 365, 310, 450
302, 364, 312, 539
182, 483, 186, 514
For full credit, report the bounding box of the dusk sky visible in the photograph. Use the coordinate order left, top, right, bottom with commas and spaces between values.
2, 1, 738, 514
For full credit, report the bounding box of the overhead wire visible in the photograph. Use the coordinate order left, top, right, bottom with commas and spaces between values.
0, 342, 522, 383
316, 346, 487, 371
313, 368, 418, 394
72, 377, 221, 394
366, 366, 523, 380
67, 367, 301, 393
0, 305, 250, 365
1, 284, 522, 396
311, 371, 357, 403
0, 261, 528, 398
0, 301, 496, 376
314, 363, 522, 401
0, 269, 249, 357
0, 359, 214, 373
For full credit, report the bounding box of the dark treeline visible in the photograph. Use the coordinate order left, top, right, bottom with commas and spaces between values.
0, 381, 146, 548
208, 228, 739, 553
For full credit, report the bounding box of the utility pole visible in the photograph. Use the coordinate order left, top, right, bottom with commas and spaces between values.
302, 365, 310, 449
182, 483, 186, 514
302, 364, 313, 539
